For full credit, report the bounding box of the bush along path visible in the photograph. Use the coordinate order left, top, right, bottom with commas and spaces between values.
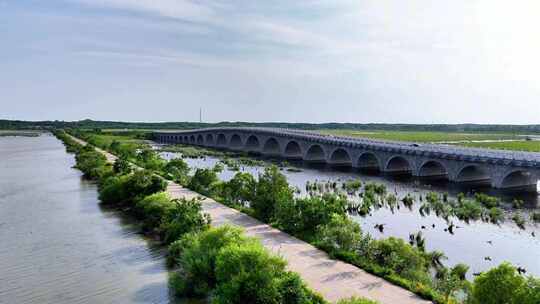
55, 131, 384, 304
60, 129, 540, 304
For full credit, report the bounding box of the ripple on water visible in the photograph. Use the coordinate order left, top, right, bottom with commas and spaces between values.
0, 136, 202, 304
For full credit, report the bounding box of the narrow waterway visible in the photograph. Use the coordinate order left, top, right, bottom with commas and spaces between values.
159, 149, 540, 279
0, 135, 195, 304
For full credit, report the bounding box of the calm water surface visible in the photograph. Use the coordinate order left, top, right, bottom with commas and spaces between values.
160, 149, 540, 279
0, 135, 197, 304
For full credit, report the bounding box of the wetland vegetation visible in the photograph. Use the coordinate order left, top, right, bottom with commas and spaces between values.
58, 129, 540, 304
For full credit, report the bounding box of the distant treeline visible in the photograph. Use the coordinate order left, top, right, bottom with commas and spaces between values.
2, 119, 540, 133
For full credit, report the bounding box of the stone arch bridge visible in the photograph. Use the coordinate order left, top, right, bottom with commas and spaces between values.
154, 128, 540, 192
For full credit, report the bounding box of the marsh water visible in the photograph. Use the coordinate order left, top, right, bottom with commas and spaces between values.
159, 149, 540, 279
0, 135, 198, 304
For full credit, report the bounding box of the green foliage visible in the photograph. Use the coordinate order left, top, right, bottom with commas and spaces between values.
314, 214, 368, 255
367, 237, 431, 284
434, 267, 466, 302
252, 165, 294, 222
453, 199, 484, 222
450, 263, 469, 281
168, 225, 254, 296
221, 172, 256, 206
474, 193, 499, 208
113, 157, 132, 175
188, 168, 220, 196
530, 212, 540, 223
213, 241, 287, 304
342, 179, 362, 193
74, 145, 111, 180
137, 148, 166, 170
471, 263, 525, 304
512, 213, 526, 230
274, 193, 347, 240
134, 192, 173, 232
160, 198, 211, 244
513, 277, 540, 304
98, 170, 166, 205
163, 158, 190, 185
488, 207, 504, 224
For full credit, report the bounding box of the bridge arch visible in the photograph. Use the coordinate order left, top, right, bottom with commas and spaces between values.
245, 135, 260, 152
385, 156, 412, 175
329, 148, 352, 166
455, 165, 490, 184
304, 144, 326, 162
263, 137, 281, 155
284, 141, 302, 159
190, 135, 196, 143
205, 134, 214, 145
216, 134, 227, 146
184, 136, 189, 143
499, 170, 536, 190
230, 134, 243, 148
418, 160, 448, 179
357, 152, 381, 171
196, 135, 204, 145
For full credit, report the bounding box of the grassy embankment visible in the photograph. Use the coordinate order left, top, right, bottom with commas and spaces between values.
63, 129, 540, 304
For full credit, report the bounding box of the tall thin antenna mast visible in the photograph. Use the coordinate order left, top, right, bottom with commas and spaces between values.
199, 108, 202, 123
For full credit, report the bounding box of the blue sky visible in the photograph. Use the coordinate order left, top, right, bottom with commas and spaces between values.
2, 0, 540, 123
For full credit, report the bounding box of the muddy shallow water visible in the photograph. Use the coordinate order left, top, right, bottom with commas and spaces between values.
159, 149, 540, 279
0, 135, 200, 304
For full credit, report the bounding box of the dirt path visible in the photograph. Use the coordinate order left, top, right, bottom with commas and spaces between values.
68, 134, 431, 304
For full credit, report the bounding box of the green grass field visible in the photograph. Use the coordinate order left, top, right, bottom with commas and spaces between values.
459, 141, 540, 152
317, 129, 519, 143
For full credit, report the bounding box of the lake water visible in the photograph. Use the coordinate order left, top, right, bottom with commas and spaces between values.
159, 149, 540, 279
0, 135, 197, 304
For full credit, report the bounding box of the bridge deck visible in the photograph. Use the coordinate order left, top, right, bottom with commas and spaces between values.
68, 134, 431, 304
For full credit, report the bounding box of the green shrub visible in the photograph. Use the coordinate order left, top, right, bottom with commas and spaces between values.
367, 237, 431, 284
488, 207, 504, 224
314, 214, 368, 255
512, 213, 526, 230
274, 193, 347, 240
74, 145, 111, 180
164, 158, 190, 185
474, 193, 499, 208
343, 179, 362, 193
221, 172, 256, 206
471, 262, 525, 304
168, 225, 252, 296
252, 165, 294, 222
188, 168, 220, 195
137, 148, 166, 170
98, 175, 129, 204
134, 192, 173, 231
98, 170, 166, 205
113, 157, 132, 175
513, 277, 540, 304
213, 241, 287, 304
160, 198, 211, 244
